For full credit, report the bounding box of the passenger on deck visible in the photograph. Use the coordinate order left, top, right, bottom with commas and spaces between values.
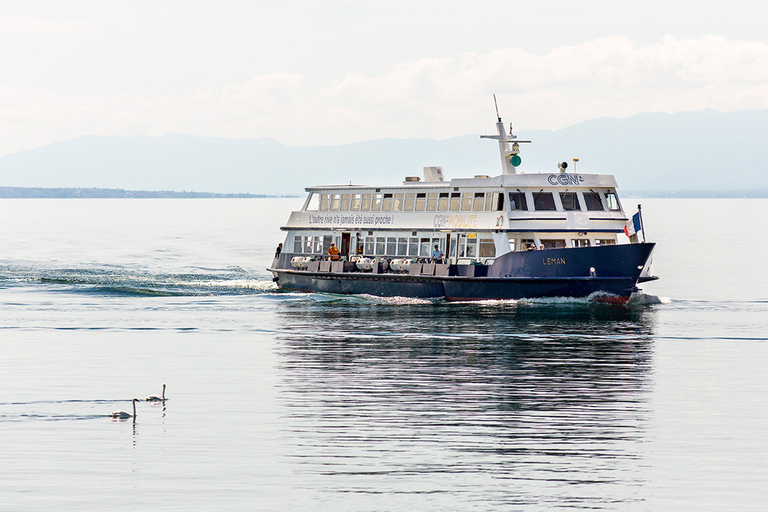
431, 245, 443, 263
274, 243, 282, 258
539, 244, 545, 250
328, 243, 340, 260
527, 244, 536, 251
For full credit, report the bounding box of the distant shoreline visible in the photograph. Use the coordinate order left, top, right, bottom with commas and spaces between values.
623, 190, 768, 198
0, 187, 298, 199
0, 186, 766, 199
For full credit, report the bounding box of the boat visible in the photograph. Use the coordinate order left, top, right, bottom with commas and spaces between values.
268, 103, 658, 302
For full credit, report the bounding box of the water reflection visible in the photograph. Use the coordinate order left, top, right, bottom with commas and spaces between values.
275, 299, 657, 509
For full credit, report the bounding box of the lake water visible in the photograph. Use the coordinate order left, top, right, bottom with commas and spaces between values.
0, 198, 766, 511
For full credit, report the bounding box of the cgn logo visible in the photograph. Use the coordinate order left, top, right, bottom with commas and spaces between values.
548, 174, 584, 186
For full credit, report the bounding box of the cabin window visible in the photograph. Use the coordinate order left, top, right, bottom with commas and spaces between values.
361, 193, 372, 211
375, 237, 386, 255
393, 193, 404, 211
540, 239, 566, 249
403, 193, 415, 211
319, 194, 329, 211
381, 193, 393, 211
426, 193, 437, 211
572, 239, 591, 248
465, 234, 478, 258
559, 192, 580, 211
596, 239, 616, 246
294, 236, 302, 253
409, 237, 419, 256
340, 194, 350, 211
314, 236, 325, 253
508, 192, 528, 211
605, 191, 620, 211
521, 239, 536, 251
473, 192, 485, 211
479, 238, 495, 258
350, 194, 361, 211
386, 237, 397, 255
397, 237, 408, 256
419, 238, 432, 257
438, 192, 449, 211
364, 236, 374, 255
488, 191, 505, 211
449, 237, 458, 259
329, 194, 340, 211
461, 193, 473, 211
533, 192, 557, 211
371, 193, 382, 211
450, 193, 461, 211
415, 193, 426, 211
583, 191, 604, 211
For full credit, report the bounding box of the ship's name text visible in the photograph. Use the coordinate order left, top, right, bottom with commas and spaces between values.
543, 257, 566, 265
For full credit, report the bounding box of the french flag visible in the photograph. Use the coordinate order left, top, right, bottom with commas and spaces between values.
624, 212, 641, 237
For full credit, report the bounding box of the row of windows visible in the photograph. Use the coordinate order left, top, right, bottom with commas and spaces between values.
311, 190, 620, 213
292, 234, 617, 257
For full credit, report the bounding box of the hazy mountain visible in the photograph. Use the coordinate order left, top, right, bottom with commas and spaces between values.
1, 109, 766, 195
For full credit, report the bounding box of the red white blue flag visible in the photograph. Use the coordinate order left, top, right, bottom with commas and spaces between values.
624, 212, 642, 237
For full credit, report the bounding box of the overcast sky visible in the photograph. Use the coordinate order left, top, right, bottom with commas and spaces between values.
1, 0, 766, 156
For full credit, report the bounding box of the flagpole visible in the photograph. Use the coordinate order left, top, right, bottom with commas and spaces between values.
637, 204, 646, 242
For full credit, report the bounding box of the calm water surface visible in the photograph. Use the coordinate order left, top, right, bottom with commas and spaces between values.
0, 198, 766, 511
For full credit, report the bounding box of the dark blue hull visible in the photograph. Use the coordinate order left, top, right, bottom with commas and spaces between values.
270, 243, 656, 302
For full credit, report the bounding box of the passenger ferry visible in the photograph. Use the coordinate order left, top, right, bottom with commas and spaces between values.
269, 107, 657, 302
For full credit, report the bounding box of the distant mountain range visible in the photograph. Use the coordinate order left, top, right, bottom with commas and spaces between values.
1, 109, 766, 196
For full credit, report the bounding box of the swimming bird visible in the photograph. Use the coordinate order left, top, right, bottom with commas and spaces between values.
109, 398, 139, 419
146, 384, 166, 402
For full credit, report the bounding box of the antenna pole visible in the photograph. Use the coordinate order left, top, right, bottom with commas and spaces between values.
493, 94, 501, 121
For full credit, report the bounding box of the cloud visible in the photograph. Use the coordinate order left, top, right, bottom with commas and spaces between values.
0, 16, 95, 36
1, 35, 767, 155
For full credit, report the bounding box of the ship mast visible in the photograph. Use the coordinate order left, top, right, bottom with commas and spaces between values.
480, 95, 529, 175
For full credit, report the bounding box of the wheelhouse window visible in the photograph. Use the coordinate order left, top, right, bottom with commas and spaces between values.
473, 192, 485, 211
438, 193, 449, 211
583, 191, 604, 211
403, 193, 415, 211
559, 192, 580, 211
533, 192, 557, 211
508, 192, 528, 211
605, 191, 620, 211
340, 194, 350, 211
319, 194, 329, 211
350, 194, 361, 211
488, 191, 505, 211
330, 194, 340, 211
461, 193, 473, 211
